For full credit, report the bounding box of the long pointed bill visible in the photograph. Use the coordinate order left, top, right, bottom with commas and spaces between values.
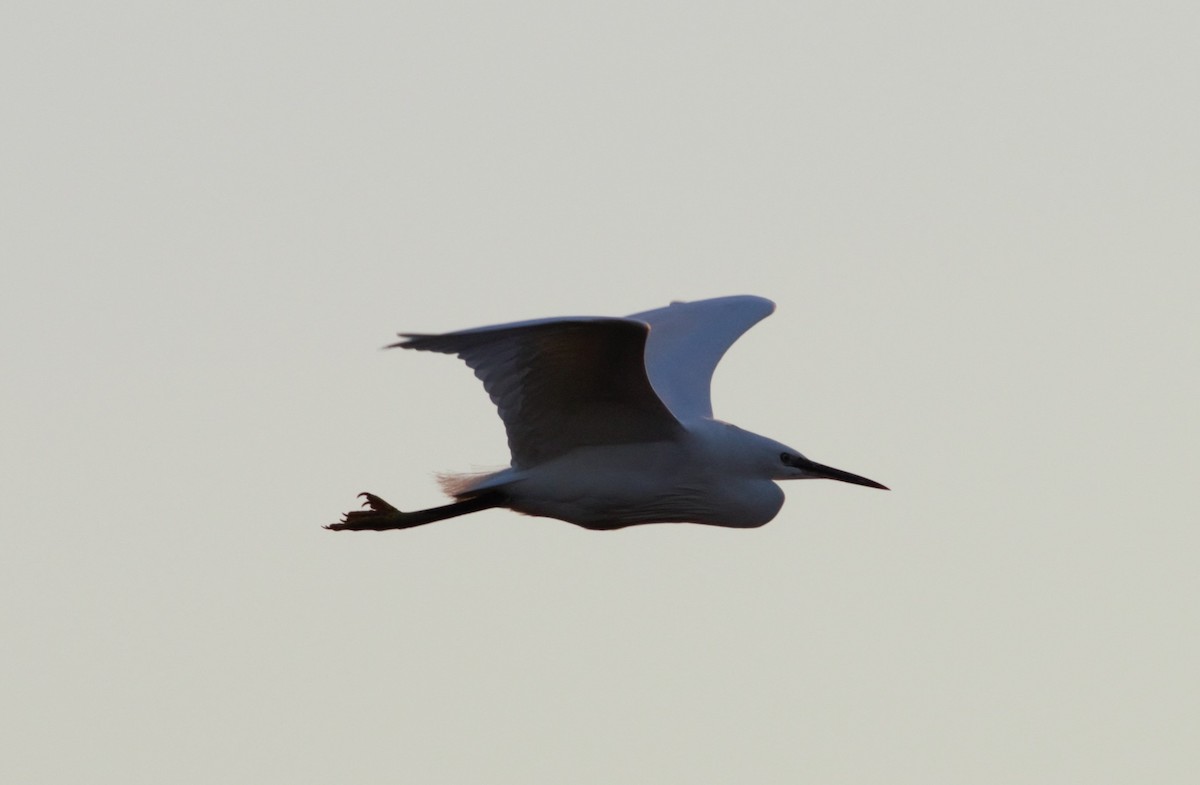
794, 456, 889, 490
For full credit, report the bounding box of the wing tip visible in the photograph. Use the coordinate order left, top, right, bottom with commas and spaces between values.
666, 294, 775, 311
384, 332, 430, 350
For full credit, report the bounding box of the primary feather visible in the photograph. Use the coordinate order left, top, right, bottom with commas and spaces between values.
395, 318, 682, 468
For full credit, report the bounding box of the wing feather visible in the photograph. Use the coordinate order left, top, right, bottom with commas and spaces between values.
628, 295, 776, 421
395, 318, 682, 468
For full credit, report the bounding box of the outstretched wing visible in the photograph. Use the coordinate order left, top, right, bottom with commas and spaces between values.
395, 317, 683, 468
628, 295, 776, 422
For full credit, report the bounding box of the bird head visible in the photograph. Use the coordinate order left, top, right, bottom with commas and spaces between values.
721, 425, 888, 490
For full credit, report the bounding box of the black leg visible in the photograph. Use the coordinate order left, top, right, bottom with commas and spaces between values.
326, 491, 506, 531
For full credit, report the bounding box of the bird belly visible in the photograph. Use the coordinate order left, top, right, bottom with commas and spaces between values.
500, 444, 785, 529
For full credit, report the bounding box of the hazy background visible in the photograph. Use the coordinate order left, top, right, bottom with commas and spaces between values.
3, 1, 1197, 782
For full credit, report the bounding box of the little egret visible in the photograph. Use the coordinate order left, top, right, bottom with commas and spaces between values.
328, 295, 886, 532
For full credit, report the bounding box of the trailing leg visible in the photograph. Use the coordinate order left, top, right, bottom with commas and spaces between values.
326, 491, 506, 531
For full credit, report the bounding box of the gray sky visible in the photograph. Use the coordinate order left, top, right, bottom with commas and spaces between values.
3, 1, 1197, 783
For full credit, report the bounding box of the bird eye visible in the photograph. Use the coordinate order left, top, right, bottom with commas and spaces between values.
780, 452, 792, 464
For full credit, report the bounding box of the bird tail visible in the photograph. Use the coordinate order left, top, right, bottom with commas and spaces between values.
436, 469, 506, 499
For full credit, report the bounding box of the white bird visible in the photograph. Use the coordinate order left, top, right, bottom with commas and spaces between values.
328, 295, 886, 532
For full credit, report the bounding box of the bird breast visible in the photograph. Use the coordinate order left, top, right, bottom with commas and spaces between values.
502, 440, 786, 529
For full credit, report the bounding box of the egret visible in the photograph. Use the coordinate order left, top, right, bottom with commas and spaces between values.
328, 295, 886, 532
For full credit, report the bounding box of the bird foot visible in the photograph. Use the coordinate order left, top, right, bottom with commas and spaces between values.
326, 492, 406, 531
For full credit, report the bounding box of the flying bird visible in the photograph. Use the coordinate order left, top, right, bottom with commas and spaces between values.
328, 295, 886, 532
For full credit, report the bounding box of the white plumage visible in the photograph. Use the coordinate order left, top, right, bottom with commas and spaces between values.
329, 295, 886, 532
